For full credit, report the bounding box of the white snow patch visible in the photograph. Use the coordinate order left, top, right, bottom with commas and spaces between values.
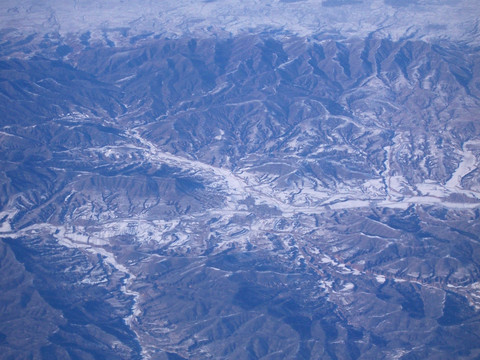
342, 282, 354, 291
214, 129, 225, 141
446, 140, 478, 190
0, 211, 15, 233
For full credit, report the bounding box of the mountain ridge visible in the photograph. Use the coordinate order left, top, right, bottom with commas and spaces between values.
1, 29, 480, 359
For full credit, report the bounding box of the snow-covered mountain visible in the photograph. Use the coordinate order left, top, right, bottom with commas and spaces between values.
1, 1, 480, 359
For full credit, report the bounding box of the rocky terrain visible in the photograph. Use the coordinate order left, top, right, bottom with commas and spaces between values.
1, 1, 480, 358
